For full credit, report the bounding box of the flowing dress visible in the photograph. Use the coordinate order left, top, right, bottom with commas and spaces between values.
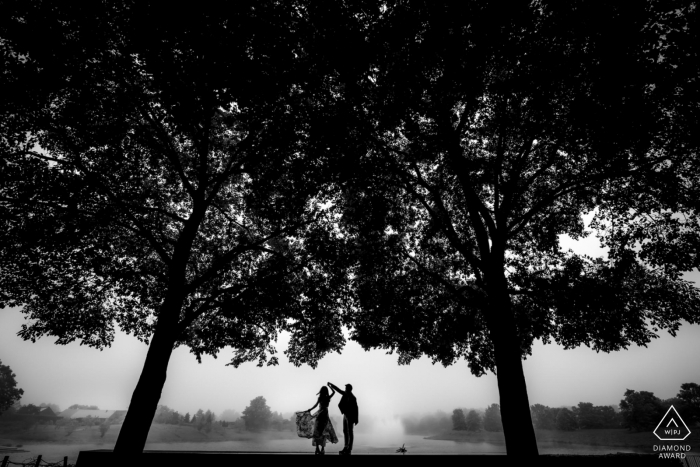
295, 396, 338, 447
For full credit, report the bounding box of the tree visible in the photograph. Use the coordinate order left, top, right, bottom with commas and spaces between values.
619, 389, 665, 431
572, 402, 596, 429
555, 408, 578, 431
530, 404, 557, 430
572, 402, 618, 429
451, 408, 467, 430
0, 360, 23, 414
184, 412, 190, 424
269, 411, 287, 431
17, 404, 41, 415
1, 1, 353, 454
335, 0, 700, 456
241, 396, 272, 431
68, 405, 99, 410
152, 405, 174, 424
676, 383, 700, 426
465, 410, 482, 431
483, 404, 503, 432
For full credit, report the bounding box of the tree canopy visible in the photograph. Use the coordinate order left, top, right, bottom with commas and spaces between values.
1, 0, 354, 453
241, 396, 273, 431
483, 404, 503, 432
619, 389, 666, 431
326, 0, 700, 455
2, 0, 699, 457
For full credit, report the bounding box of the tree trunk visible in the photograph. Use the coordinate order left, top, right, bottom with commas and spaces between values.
112, 298, 180, 454
487, 270, 539, 456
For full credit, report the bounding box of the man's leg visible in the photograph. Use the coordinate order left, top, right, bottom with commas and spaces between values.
341, 415, 349, 454
347, 419, 354, 452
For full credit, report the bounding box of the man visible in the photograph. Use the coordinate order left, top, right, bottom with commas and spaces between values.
328, 382, 358, 455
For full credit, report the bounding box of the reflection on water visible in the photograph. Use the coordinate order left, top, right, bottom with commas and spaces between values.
3, 431, 648, 464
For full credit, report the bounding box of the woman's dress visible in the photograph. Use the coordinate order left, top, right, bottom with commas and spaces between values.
295, 395, 338, 447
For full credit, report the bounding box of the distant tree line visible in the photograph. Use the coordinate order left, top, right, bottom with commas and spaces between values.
148, 396, 295, 433
451, 405, 504, 432
620, 383, 699, 432
452, 382, 699, 433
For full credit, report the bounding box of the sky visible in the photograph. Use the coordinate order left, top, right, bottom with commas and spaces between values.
1, 216, 699, 421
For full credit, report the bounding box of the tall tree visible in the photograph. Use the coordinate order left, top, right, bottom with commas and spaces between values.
619, 389, 665, 431
0, 361, 24, 414
241, 396, 272, 431
483, 404, 503, 432
1, 1, 352, 453
333, 0, 700, 455
451, 408, 467, 430
465, 410, 482, 431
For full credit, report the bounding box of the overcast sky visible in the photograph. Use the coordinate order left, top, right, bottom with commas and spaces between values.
1, 217, 699, 421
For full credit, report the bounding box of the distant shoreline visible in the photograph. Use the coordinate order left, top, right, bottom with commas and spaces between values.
425, 428, 700, 450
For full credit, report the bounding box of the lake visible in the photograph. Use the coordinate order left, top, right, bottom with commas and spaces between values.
1, 433, 647, 465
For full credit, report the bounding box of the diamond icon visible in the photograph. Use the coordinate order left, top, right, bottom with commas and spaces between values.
653, 406, 691, 441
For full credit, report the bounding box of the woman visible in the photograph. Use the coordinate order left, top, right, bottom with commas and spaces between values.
306, 385, 336, 454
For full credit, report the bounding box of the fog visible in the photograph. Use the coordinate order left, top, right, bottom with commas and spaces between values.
2, 304, 699, 425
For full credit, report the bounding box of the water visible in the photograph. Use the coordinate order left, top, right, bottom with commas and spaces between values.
1, 436, 646, 464
1, 434, 648, 465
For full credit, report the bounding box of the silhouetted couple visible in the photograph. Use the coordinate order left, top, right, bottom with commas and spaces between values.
306, 382, 358, 455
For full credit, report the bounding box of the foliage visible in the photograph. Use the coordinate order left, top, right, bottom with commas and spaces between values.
532, 402, 619, 430
68, 405, 99, 410
465, 410, 482, 432
572, 403, 619, 429
0, 0, 356, 453
531, 404, 558, 430
676, 382, 700, 426
269, 411, 292, 431
152, 405, 183, 425
16, 404, 41, 415
333, 0, 700, 455
230, 418, 247, 432
183, 412, 190, 424
242, 396, 272, 432
555, 408, 578, 431
2, 401, 21, 416
619, 389, 665, 431
192, 409, 213, 432
451, 408, 467, 430
3, 1, 699, 457
0, 360, 24, 414
483, 404, 503, 432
